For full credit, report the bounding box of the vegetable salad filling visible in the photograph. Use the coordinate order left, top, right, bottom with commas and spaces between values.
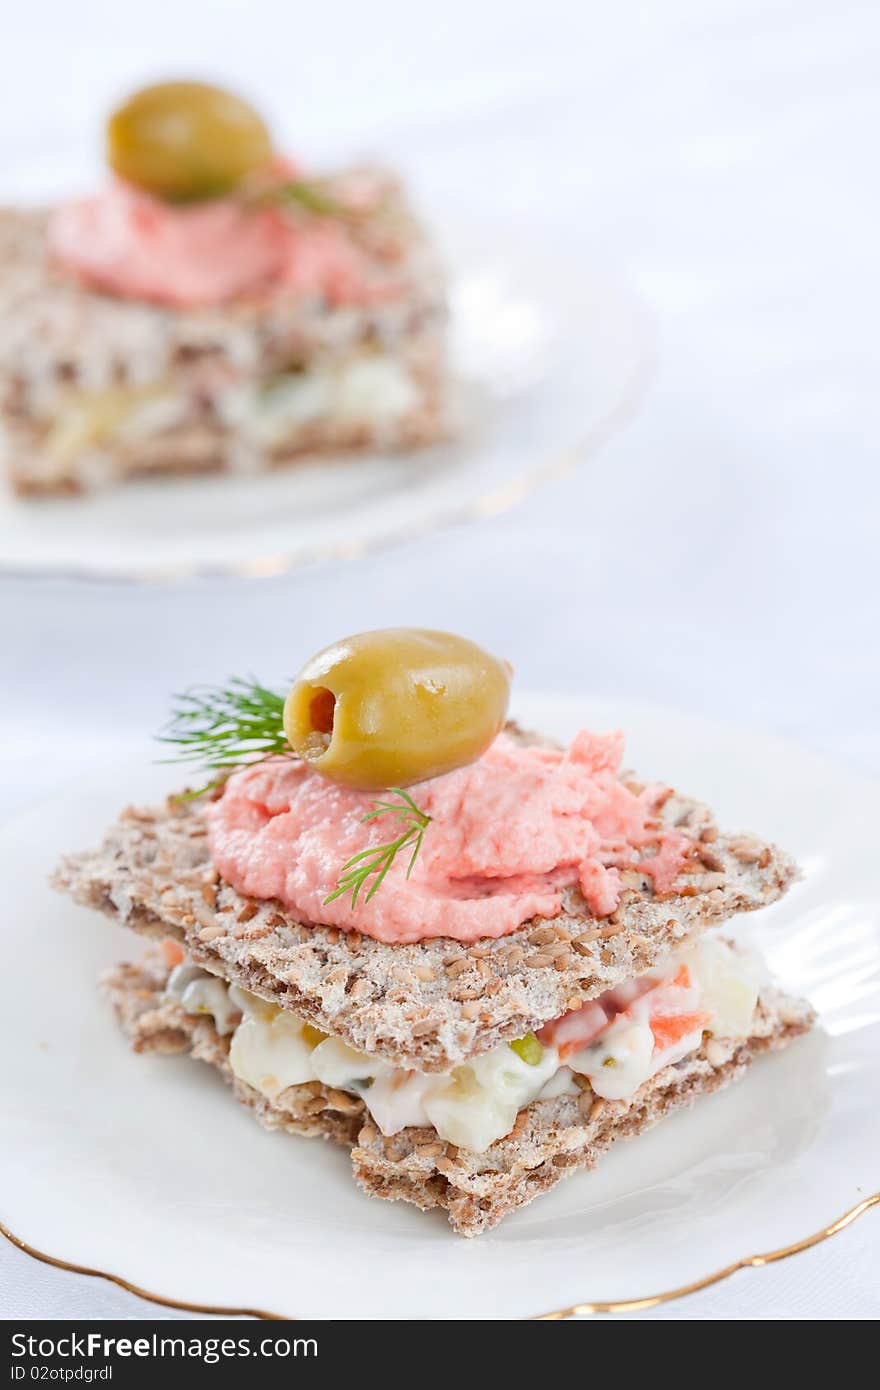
40, 354, 421, 469
166, 935, 765, 1154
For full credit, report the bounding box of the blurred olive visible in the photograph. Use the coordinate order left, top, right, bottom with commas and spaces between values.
283, 628, 512, 790
107, 81, 273, 201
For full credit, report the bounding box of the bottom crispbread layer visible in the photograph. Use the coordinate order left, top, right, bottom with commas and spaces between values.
103, 951, 815, 1236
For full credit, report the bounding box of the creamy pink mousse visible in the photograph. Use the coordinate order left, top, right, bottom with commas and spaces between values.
48, 179, 389, 308
206, 730, 691, 945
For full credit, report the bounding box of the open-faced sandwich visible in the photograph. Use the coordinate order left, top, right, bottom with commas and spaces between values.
1, 83, 450, 496
54, 629, 814, 1236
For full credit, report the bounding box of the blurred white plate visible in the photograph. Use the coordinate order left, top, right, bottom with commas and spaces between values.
1, 696, 877, 1319
0, 227, 651, 581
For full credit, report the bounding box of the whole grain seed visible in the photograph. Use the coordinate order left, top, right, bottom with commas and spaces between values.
243, 923, 273, 940
545, 941, 571, 958
460, 1001, 481, 1020
573, 934, 600, 955
414, 1142, 444, 1159
528, 925, 556, 946
410, 1018, 437, 1036
326, 1088, 361, 1113
599, 921, 626, 939
236, 902, 259, 923
527, 953, 554, 969
730, 839, 761, 863
446, 958, 470, 977
197, 925, 225, 942
412, 965, 436, 982
302, 1096, 328, 1115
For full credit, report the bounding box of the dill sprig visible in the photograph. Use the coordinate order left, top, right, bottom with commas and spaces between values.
242, 177, 343, 217
277, 179, 343, 216
159, 678, 290, 795
158, 682, 433, 902
324, 789, 431, 908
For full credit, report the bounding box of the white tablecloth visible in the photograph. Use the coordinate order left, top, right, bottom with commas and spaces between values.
1, 0, 878, 1319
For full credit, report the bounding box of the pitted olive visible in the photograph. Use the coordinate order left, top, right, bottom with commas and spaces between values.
283, 628, 512, 790
107, 81, 273, 201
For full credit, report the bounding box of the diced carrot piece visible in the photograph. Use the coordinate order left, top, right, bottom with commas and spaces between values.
650, 1010, 708, 1051
160, 938, 184, 969
670, 964, 691, 989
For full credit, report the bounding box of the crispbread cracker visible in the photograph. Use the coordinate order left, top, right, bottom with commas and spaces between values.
55, 733, 797, 1071
104, 948, 814, 1236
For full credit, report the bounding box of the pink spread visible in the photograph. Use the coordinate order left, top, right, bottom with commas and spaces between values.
207, 730, 691, 945
48, 178, 392, 309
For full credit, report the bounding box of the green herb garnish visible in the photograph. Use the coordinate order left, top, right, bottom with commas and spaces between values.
158, 681, 433, 903
280, 180, 343, 216
324, 788, 431, 908
159, 678, 290, 796
246, 178, 343, 217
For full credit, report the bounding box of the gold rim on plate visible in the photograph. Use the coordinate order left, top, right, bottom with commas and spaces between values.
3, 1192, 878, 1320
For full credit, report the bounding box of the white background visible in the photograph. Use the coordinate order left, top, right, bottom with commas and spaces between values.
1, 0, 878, 1318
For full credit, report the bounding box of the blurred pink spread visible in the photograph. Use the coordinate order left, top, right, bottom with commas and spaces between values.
206, 730, 691, 945
48, 178, 387, 308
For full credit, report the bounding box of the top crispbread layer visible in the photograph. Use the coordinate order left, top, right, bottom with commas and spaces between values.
53, 733, 798, 1072
0, 166, 446, 410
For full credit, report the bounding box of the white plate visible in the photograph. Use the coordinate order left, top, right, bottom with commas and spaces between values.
1, 695, 877, 1320
0, 228, 650, 581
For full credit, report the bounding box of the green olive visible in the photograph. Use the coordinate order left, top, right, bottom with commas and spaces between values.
283, 628, 512, 790
106, 81, 273, 201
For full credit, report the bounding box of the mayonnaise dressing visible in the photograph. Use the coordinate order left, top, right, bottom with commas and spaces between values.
164, 936, 764, 1154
